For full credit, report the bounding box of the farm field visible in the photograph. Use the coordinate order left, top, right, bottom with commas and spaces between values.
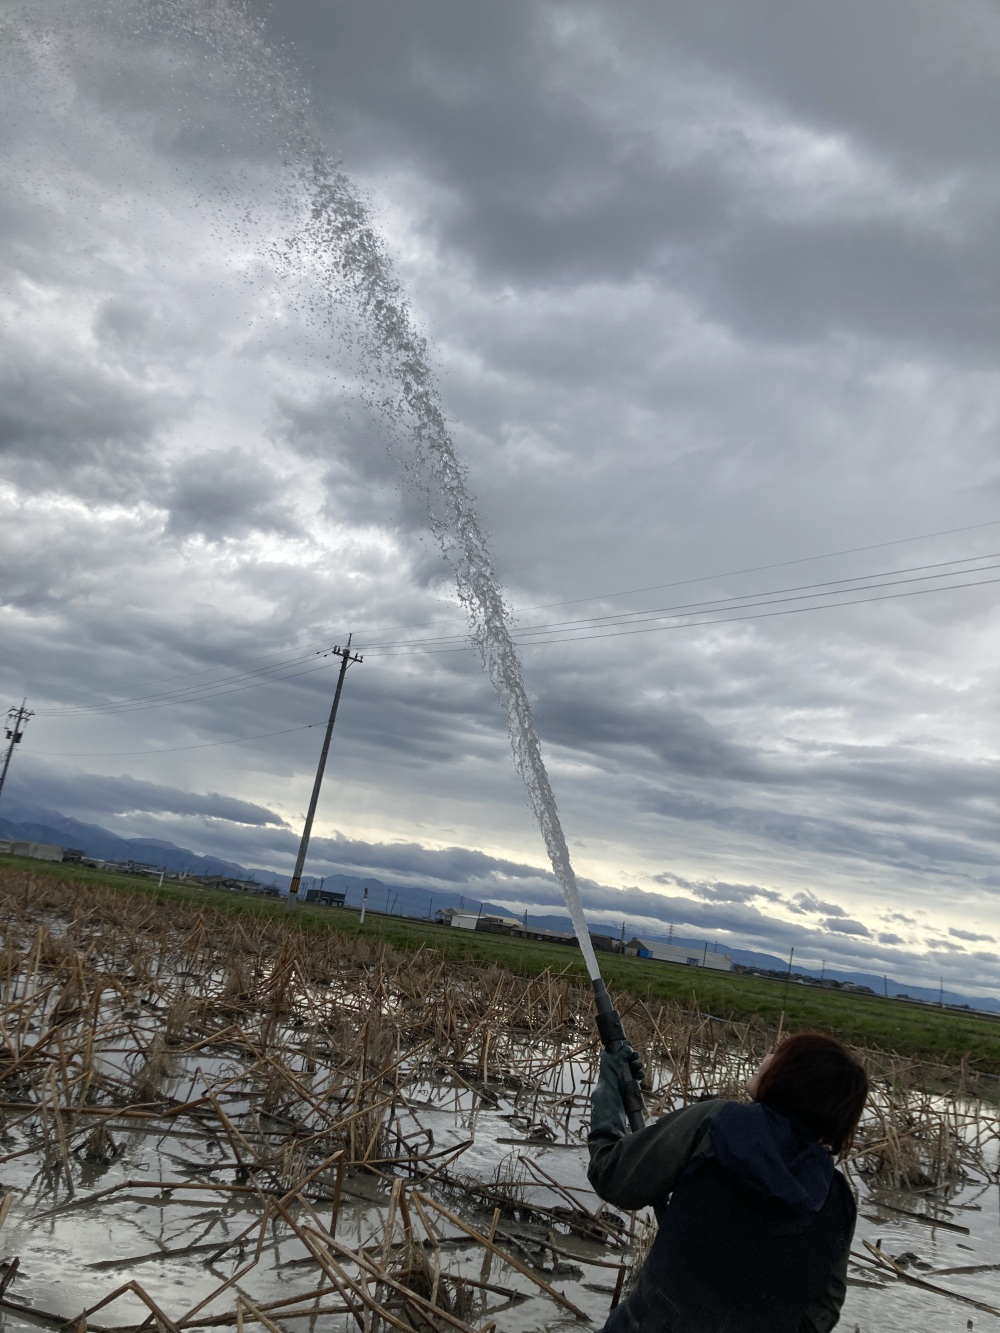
0, 862, 998, 1333
4, 856, 999, 1074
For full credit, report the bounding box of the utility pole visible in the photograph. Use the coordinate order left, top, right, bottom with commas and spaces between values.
782, 947, 795, 1008
287, 638, 363, 908
0, 701, 33, 806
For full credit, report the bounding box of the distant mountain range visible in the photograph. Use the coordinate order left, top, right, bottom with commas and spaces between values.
2, 800, 997, 1014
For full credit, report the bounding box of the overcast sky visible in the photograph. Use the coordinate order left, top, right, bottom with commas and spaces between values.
3, 0, 1000, 995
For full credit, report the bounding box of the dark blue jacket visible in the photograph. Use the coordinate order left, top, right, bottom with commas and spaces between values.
588, 1096, 855, 1332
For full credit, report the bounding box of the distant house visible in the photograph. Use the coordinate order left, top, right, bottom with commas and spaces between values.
590, 932, 617, 953
520, 926, 575, 944
626, 937, 733, 973
435, 907, 522, 932
435, 909, 480, 930
475, 912, 524, 934
304, 888, 346, 908
193, 875, 260, 893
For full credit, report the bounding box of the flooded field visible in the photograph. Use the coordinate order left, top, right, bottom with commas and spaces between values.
0, 872, 997, 1332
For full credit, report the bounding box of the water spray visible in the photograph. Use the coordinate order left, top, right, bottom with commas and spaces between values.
295, 165, 646, 1128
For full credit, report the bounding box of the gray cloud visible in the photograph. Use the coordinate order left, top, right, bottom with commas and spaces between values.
821, 918, 872, 938
2, 0, 1000, 1001
949, 926, 996, 944
0, 333, 164, 498
13, 764, 287, 827
165, 452, 301, 542
262, 0, 1000, 363
793, 892, 847, 917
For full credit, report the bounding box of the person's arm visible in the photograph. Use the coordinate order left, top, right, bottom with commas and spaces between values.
799, 1179, 856, 1333
587, 1050, 724, 1211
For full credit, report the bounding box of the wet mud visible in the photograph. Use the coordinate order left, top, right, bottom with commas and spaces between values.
0, 872, 997, 1331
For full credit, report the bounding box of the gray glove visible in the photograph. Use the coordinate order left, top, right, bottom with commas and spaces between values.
591, 1045, 645, 1136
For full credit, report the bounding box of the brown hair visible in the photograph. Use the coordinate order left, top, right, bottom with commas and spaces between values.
753, 1031, 868, 1155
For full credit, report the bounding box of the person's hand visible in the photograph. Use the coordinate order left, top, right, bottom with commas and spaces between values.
591, 1043, 646, 1135
600, 1044, 646, 1097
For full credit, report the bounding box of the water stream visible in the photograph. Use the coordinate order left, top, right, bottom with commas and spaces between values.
293, 155, 603, 983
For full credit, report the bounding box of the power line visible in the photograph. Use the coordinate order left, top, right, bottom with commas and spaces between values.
358, 555, 1000, 652
344, 514, 1000, 635
35, 647, 332, 716
27, 554, 1000, 712
361, 570, 1000, 655
20, 520, 1000, 714
29, 722, 323, 758
517, 515, 1000, 612
31, 514, 1000, 704
36, 658, 340, 719
485, 555, 1000, 645
43, 636, 343, 701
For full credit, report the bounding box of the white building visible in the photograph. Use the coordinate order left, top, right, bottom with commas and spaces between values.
436, 908, 522, 932
0, 840, 65, 863
626, 937, 733, 972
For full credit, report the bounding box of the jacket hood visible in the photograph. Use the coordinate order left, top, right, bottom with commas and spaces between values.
709, 1101, 834, 1224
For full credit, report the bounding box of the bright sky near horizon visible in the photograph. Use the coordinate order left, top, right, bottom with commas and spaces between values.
2, 0, 1000, 996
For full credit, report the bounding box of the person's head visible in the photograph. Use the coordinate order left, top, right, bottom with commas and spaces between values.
747, 1032, 868, 1155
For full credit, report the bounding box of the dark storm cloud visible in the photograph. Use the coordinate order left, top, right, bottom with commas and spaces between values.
14, 763, 287, 827
0, 333, 162, 491
303, 833, 546, 885
637, 0, 1000, 174
820, 917, 871, 938
164, 451, 300, 542
631, 757, 1000, 889
694, 882, 774, 905
707, 221, 1000, 358
260, 0, 1000, 359
792, 892, 846, 917
504, 672, 1000, 893
276, 393, 433, 536
534, 691, 763, 782
264, 2, 724, 281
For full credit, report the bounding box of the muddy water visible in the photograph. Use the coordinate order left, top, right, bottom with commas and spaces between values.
2, 1052, 998, 1332
1, 895, 997, 1331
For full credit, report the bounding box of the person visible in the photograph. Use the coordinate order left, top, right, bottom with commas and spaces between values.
588, 1031, 869, 1333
